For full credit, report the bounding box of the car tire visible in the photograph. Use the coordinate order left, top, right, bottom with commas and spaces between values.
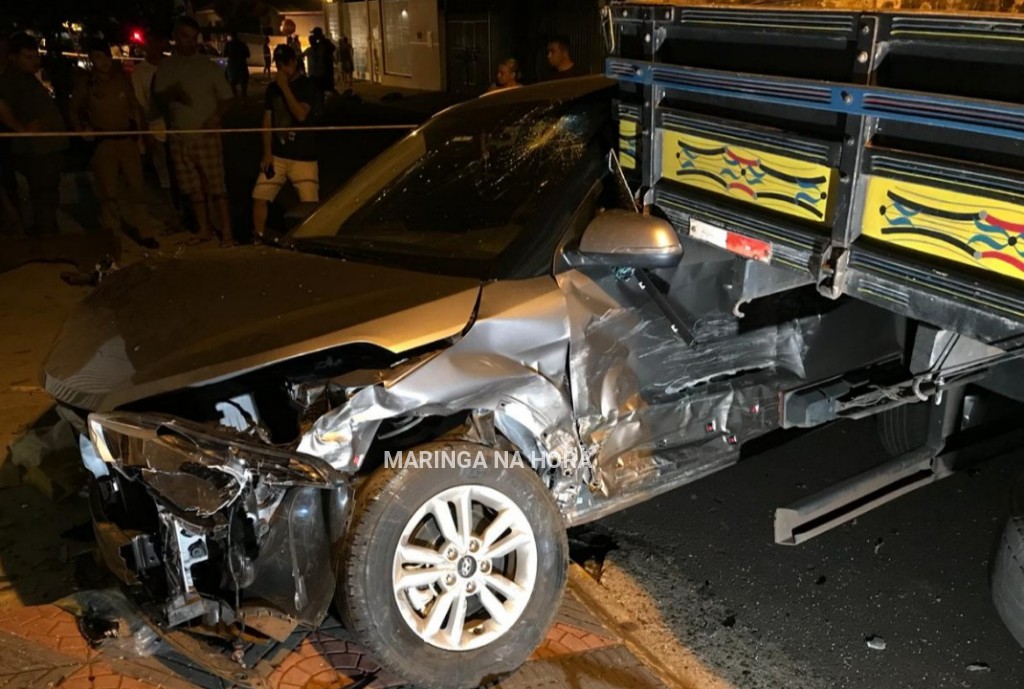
992, 478, 1024, 648
337, 441, 568, 689
876, 402, 930, 457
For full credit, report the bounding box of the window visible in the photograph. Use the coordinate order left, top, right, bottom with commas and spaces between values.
344, 1, 370, 78
381, 0, 411, 77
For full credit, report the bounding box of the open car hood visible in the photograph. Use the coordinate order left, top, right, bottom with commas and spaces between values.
43, 247, 481, 411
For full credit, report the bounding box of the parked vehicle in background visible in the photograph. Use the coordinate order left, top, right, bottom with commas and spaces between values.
197, 42, 230, 71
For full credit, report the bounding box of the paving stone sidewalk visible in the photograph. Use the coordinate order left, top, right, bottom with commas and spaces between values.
0, 588, 666, 689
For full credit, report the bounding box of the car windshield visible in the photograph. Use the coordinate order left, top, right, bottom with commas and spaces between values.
289, 80, 612, 279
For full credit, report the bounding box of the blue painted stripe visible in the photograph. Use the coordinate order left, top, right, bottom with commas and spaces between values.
609, 59, 1024, 143
891, 201, 919, 217
969, 234, 1006, 251
974, 219, 1007, 235
795, 191, 822, 206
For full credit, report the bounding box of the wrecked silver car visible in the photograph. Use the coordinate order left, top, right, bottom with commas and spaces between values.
43, 76, 911, 688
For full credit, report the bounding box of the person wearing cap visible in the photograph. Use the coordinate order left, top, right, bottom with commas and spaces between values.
69, 38, 160, 249
307, 27, 336, 93
251, 44, 323, 242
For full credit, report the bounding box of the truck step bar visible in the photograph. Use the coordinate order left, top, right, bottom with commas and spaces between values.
774, 446, 949, 546
774, 388, 1024, 545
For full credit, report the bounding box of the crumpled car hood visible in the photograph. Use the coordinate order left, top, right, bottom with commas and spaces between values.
43, 247, 481, 411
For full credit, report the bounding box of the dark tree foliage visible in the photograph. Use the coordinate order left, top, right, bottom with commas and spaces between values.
211, 0, 277, 34
5, 0, 177, 40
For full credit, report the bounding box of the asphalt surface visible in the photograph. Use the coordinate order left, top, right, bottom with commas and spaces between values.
589, 418, 1024, 689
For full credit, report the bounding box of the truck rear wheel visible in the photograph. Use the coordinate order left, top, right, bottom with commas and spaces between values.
876, 402, 930, 457
337, 442, 568, 689
992, 480, 1024, 648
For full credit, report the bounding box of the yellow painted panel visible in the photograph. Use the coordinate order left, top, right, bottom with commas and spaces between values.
619, 120, 638, 170
862, 177, 1024, 283
660, 129, 833, 224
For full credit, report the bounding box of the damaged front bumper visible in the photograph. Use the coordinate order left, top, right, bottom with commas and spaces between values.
83, 412, 351, 643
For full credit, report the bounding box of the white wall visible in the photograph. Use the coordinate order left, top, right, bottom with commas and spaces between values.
334, 0, 442, 92
380, 0, 441, 91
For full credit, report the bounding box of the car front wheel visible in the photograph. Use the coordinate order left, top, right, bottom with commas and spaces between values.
337, 442, 568, 689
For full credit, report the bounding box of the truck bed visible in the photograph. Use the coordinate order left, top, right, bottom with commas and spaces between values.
608, 4, 1024, 345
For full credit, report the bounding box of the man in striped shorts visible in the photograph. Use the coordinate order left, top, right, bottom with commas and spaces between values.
154, 16, 234, 246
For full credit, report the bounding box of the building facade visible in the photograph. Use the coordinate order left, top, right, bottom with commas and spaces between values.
323, 0, 609, 94
323, 0, 443, 91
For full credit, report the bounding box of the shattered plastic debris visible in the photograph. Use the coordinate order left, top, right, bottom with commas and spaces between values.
59, 257, 120, 287
57, 589, 163, 657
865, 635, 887, 651
78, 614, 120, 646
9, 420, 77, 469
966, 663, 991, 672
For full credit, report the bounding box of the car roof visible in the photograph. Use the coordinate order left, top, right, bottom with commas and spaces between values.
437, 75, 615, 118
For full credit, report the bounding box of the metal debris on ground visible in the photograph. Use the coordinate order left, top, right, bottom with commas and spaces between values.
865, 636, 887, 651
8, 420, 85, 500
967, 662, 991, 672
60, 257, 120, 287
8, 421, 76, 470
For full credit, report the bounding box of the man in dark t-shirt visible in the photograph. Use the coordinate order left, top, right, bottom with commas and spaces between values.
252, 44, 322, 241
307, 28, 336, 93
0, 33, 69, 235
224, 33, 251, 99
545, 35, 587, 80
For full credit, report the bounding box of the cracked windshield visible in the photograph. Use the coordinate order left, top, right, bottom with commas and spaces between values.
290, 95, 605, 275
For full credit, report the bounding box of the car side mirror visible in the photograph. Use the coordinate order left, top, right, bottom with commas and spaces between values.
576, 210, 683, 269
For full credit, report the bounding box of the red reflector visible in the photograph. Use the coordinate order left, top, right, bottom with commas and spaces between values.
725, 232, 772, 262
689, 218, 773, 263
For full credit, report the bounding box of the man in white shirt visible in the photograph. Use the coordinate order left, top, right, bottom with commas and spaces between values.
130, 34, 171, 190
154, 17, 234, 245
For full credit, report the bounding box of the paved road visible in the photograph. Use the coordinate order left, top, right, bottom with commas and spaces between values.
591, 418, 1024, 689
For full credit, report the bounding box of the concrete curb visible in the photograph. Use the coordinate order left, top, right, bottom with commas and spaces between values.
567, 563, 734, 689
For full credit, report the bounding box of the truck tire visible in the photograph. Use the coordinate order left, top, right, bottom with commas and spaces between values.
876, 402, 930, 457
992, 480, 1024, 648
337, 442, 568, 689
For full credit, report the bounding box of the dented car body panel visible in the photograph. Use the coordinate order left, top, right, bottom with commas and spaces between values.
298, 276, 576, 474
42, 75, 910, 669
44, 250, 480, 411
